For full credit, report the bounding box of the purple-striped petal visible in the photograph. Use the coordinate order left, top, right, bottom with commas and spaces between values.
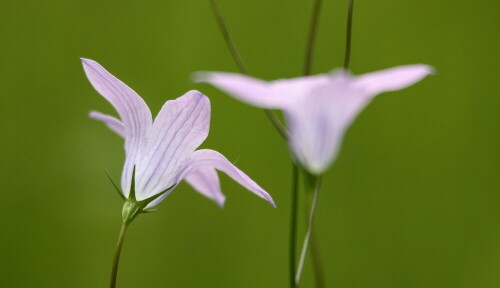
82, 58, 152, 196
134, 90, 210, 201
89, 111, 125, 137
178, 149, 275, 207
89, 91, 217, 205
185, 167, 225, 207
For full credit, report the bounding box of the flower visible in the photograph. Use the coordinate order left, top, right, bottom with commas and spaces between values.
195, 65, 433, 174
82, 58, 275, 211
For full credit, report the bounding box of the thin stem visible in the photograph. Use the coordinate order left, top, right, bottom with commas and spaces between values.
301, 1, 326, 287
264, 110, 288, 139
208, 0, 288, 139
343, 0, 354, 70
209, 0, 248, 74
289, 163, 300, 288
295, 175, 322, 287
303, 0, 323, 76
310, 226, 325, 288
110, 222, 129, 288
301, 174, 325, 288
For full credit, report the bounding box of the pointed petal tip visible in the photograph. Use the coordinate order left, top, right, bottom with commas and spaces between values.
425, 65, 437, 75
80, 58, 107, 72
80, 58, 101, 74
411, 64, 436, 81
217, 197, 226, 208
265, 194, 277, 208
270, 200, 277, 208
80, 57, 94, 65
192, 71, 212, 84
355, 63, 436, 96
412, 64, 436, 75
88, 110, 99, 118
185, 149, 276, 208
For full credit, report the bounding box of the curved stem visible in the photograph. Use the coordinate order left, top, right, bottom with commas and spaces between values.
264, 110, 288, 139
208, 0, 288, 139
208, 0, 248, 74
289, 163, 300, 288
110, 222, 129, 288
295, 175, 322, 287
303, 0, 323, 76
343, 0, 354, 70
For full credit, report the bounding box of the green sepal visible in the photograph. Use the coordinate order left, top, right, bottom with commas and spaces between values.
105, 169, 125, 200
120, 166, 176, 224
122, 201, 142, 224
142, 208, 159, 213
128, 166, 137, 201
140, 183, 176, 204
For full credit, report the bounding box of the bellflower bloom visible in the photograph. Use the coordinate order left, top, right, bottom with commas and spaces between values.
196, 65, 433, 174
82, 58, 275, 213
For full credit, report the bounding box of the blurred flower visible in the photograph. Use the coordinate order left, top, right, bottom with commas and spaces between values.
82, 58, 275, 212
196, 65, 433, 174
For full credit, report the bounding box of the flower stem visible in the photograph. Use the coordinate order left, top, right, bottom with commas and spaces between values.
295, 175, 322, 287
208, 0, 288, 139
303, 0, 323, 76
343, 0, 354, 70
208, 0, 247, 74
289, 163, 300, 288
301, 1, 326, 287
309, 209, 325, 288
110, 222, 129, 288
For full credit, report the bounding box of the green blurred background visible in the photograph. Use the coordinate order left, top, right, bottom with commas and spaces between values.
0, 0, 498, 287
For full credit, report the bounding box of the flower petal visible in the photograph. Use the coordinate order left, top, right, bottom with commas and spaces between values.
135, 90, 210, 200
89, 111, 125, 137
178, 149, 275, 207
268, 74, 332, 104
355, 64, 434, 96
184, 167, 225, 207
196, 71, 334, 110
82, 58, 152, 197
195, 72, 287, 108
284, 75, 359, 174
286, 66, 433, 174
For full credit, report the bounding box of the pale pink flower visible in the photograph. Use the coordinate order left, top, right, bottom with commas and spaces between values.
82, 58, 275, 209
196, 65, 433, 174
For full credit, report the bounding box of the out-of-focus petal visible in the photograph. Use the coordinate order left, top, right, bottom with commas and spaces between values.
185, 167, 225, 207
355, 64, 434, 96
268, 74, 331, 104
89, 111, 125, 137
177, 149, 275, 207
81, 58, 152, 196
196, 65, 432, 176
285, 76, 361, 174
286, 66, 433, 174
195, 72, 288, 108
135, 90, 210, 200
